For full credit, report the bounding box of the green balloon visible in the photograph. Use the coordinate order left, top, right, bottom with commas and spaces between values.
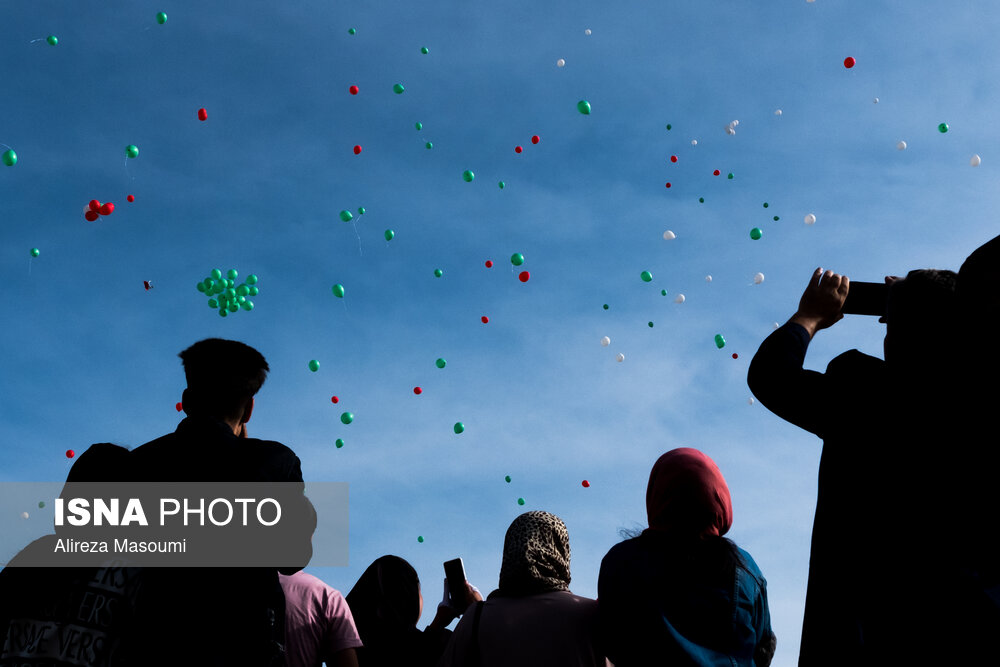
248, 286, 259, 296
602, 304, 609, 310
38, 501, 46, 508
29, 248, 39, 257
727, 172, 734, 179
227, 269, 238, 280
237, 285, 249, 297
358, 207, 366, 215
212, 282, 224, 294
434, 268, 443, 277
511, 253, 524, 266
661, 289, 667, 296
425, 142, 433, 149
219, 308, 227, 317
517, 497, 526, 506
435, 358, 447, 369
197, 282, 206, 293
665, 123, 672, 130
46, 35, 58, 45
750, 227, 763, 240
208, 298, 218, 308
156, 11, 167, 24
348, 27, 357, 35
243, 300, 254, 311
393, 83, 405, 94
211, 268, 222, 280
2, 149, 17, 166
226, 279, 234, 288
340, 411, 354, 424
237, 295, 246, 305
246, 274, 258, 285
335, 438, 345, 449
577, 100, 591, 115
648, 321, 654, 328
421, 46, 429, 54
228, 302, 238, 312
462, 170, 475, 182
308, 359, 320, 372
332, 284, 345, 298
225, 287, 236, 298
384, 229, 395, 241
339, 210, 353, 222
714, 334, 726, 349
938, 122, 949, 133
417, 535, 424, 543
126, 144, 139, 158
773, 216, 779, 221
698, 197, 705, 203
498, 181, 505, 189
640, 270, 653, 282
453, 422, 465, 434
763, 202, 769, 208
504, 475, 511, 483
415, 122, 423, 130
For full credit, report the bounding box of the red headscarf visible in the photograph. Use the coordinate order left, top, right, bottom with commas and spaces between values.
645, 448, 733, 537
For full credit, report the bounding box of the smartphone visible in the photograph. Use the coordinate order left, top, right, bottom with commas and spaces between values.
842, 281, 889, 316
443, 558, 467, 606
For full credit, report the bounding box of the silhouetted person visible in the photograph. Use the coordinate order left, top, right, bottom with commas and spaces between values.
747, 267, 959, 666
598, 449, 775, 667
279, 571, 361, 667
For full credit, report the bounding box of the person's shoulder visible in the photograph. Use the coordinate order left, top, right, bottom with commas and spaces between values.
735, 546, 767, 587
67, 442, 133, 481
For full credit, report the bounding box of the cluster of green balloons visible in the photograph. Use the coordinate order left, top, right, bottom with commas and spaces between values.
196, 268, 258, 317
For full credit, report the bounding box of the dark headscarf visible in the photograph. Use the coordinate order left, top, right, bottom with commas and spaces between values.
346, 555, 421, 647
645, 448, 733, 538
497, 511, 571, 596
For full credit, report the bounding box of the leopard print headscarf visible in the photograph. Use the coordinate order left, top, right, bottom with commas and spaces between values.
498, 511, 571, 596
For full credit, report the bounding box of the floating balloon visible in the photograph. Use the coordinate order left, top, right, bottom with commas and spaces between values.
126, 145, 139, 158
763, 202, 769, 208
127, 194, 135, 202
665, 183, 671, 188
198, 108, 208, 121
665, 124, 672, 130
340, 412, 354, 424
670, 155, 678, 163
156, 11, 167, 24
674, 294, 685, 304
2, 149, 16, 166
332, 284, 345, 298
713, 169, 720, 176
517, 497, 526, 505
582, 480, 590, 488
498, 181, 505, 189
331, 396, 339, 403
531, 135, 540, 144
436, 358, 447, 369
732, 353, 739, 359
481, 316, 489, 323
21, 512, 28, 520
897, 140, 907, 151
938, 123, 949, 133
393, 83, 405, 94
600, 336, 610, 346
699, 197, 705, 203
873, 97, 879, 103
640, 270, 652, 282
38, 501, 46, 508
348, 28, 356, 34
704, 275, 712, 283
485, 260, 493, 268
804, 213, 817, 225
518, 271, 530, 282
434, 268, 443, 277
616, 353, 625, 362
727, 173, 734, 179
384, 229, 395, 241
510, 253, 524, 266
462, 170, 475, 182
144, 280, 153, 290
515, 146, 522, 153
663, 230, 676, 240
425, 142, 433, 149
505, 475, 512, 483
308, 360, 320, 372
47, 35, 58, 45
971, 154, 982, 167
349, 85, 359, 95
30, 248, 39, 257
417, 535, 424, 543
714, 334, 726, 349
584, 28, 592, 35
648, 321, 654, 328
750, 227, 763, 240
556, 58, 565, 67
85, 210, 98, 222
421, 47, 429, 54
99, 202, 114, 215
339, 210, 353, 222
844, 56, 856, 68
413, 387, 422, 395
603, 304, 609, 310
753, 272, 765, 284
577, 100, 591, 115
353, 145, 362, 155
89, 200, 100, 211
65, 449, 75, 459
175, 402, 183, 411
661, 289, 667, 296
453, 422, 465, 434
775, 109, 782, 116
335, 439, 344, 448
415, 122, 423, 130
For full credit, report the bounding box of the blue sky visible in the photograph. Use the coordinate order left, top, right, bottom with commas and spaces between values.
3, 1, 1000, 664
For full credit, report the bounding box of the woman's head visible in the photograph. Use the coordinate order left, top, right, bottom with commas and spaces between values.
345, 555, 421, 641
498, 511, 571, 596
645, 448, 733, 538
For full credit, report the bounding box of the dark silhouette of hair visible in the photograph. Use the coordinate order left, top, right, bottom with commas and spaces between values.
884, 269, 957, 373
178, 338, 269, 421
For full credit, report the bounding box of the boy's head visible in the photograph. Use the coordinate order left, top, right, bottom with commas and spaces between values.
884, 269, 957, 368
178, 338, 269, 423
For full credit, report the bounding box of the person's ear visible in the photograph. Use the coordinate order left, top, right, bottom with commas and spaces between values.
241, 397, 254, 424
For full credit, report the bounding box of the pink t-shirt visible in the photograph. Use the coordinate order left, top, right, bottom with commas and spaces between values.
280, 571, 363, 667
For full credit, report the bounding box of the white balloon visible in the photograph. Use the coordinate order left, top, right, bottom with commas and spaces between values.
774, 109, 782, 116
971, 154, 982, 167
674, 294, 686, 304
615, 352, 625, 363
753, 272, 765, 284
21, 512, 29, 520
600, 336, 610, 347
804, 213, 817, 225
690, 139, 698, 146
873, 97, 879, 103
773, 322, 780, 330
662, 230, 676, 240
897, 140, 907, 151
556, 58, 566, 67
748, 397, 756, 405
705, 275, 713, 283
725, 127, 736, 136
584, 28, 592, 35
731, 120, 739, 127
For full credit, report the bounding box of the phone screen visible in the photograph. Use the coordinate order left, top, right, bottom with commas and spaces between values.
443, 557, 466, 606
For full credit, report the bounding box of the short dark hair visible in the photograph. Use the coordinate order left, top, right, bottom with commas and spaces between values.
178, 339, 269, 420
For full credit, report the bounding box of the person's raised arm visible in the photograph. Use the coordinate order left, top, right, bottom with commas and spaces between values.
747, 268, 849, 437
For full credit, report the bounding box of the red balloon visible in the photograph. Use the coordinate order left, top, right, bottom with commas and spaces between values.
144, 280, 153, 290
84, 210, 99, 222
531, 135, 539, 144
99, 202, 114, 215
732, 353, 739, 359
353, 145, 362, 155
514, 146, 522, 153
665, 182, 672, 188
413, 386, 423, 395
349, 85, 359, 95
197, 108, 208, 121
331, 396, 339, 403
88, 200, 101, 211
485, 260, 493, 268
65, 450, 75, 459
670, 155, 678, 163
518, 271, 530, 282
175, 402, 183, 411
126, 194, 135, 202
481, 316, 489, 323
581, 480, 590, 488
713, 169, 721, 176
844, 56, 856, 69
